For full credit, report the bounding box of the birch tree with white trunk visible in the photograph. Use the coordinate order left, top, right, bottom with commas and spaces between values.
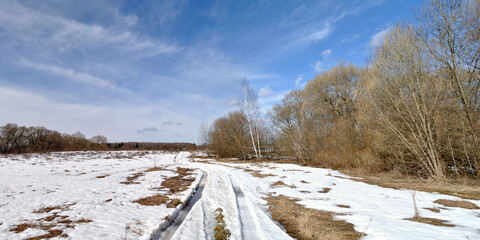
239, 78, 261, 158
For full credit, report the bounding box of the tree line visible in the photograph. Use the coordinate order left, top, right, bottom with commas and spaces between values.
0, 123, 108, 153
202, 0, 480, 180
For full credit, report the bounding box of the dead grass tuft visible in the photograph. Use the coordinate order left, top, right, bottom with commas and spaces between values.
271, 181, 288, 187
424, 207, 440, 213
159, 167, 195, 193
9, 223, 37, 233
318, 187, 332, 193
214, 208, 231, 240
341, 170, 480, 200
251, 171, 276, 178
405, 215, 455, 227
433, 199, 480, 210
265, 195, 361, 240
167, 199, 182, 208
300, 180, 309, 184
96, 175, 108, 178
133, 194, 169, 206
34, 203, 75, 214
25, 229, 67, 240
121, 172, 144, 185
145, 167, 166, 172
336, 204, 350, 208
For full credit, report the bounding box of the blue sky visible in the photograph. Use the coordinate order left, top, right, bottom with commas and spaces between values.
0, 0, 421, 143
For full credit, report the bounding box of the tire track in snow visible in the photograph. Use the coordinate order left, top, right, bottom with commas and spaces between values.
168, 161, 292, 240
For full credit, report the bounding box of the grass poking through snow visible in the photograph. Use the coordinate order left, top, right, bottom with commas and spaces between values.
265, 195, 361, 240
214, 208, 231, 240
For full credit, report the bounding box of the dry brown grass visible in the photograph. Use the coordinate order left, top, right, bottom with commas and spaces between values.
34, 203, 75, 214
144, 167, 167, 172
433, 199, 480, 209
25, 229, 68, 240
424, 207, 440, 213
318, 187, 332, 193
405, 215, 455, 227
96, 175, 108, 178
251, 171, 276, 178
133, 194, 169, 206
159, 167, 195, 193
271, 181, 288, 187
10, 208, 90, 239
167, 198, 182, 208
214, 208, 231, 240
265, 195, 361, 240
342, 170, 480, 200
336, 204, 350, 208
120, 172, 144, 185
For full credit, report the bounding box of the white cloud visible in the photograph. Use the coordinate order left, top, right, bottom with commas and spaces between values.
259, 86, 275, 97
322, 49, 332, 57
304, 23, 333, 42
20, 60, 118, 89
370, 27, 391, 48
295, 75, 303, 87
314, 61, 325, 72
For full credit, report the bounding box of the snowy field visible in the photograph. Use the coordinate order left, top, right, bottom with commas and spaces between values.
0, 151, 202, 240
1, 151, 480, 240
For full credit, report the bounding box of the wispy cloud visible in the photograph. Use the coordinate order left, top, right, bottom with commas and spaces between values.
259, 86, 275, 97
20, 60, 118, 90
303, 23, 333, 43
137, 127, 159, 133
295, 75, 303, 87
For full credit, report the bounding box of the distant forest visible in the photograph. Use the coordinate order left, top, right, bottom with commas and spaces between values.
0, 123, 195, 154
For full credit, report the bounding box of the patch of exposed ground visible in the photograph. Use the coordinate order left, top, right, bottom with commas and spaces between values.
318, 187, 332, 193
424, 207, 440, 213
133, 194, 169, 206
214, 208, 231, 240
133, 167, 197, 207
405, 215, 455, 227
159, 167, 195, 193
342, 170, 480, 200
433, 199, 480, 209
9, 203, 91, 239
265, 195, 362, 240
120, 172, 144, 185
251, 171, 276, 178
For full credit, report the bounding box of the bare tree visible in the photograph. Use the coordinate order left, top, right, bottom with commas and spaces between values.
198, 120, 210, 156
415, 0, 480, 174
368, 23, 450, 179
90, 135, 108, 144
239, 78, 260, 157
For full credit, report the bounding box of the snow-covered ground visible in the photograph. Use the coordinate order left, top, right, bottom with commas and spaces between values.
1, 151, 479, 239
0, 151, 202, 240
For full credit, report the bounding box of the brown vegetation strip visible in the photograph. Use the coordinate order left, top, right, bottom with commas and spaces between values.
271, 181, 288, 187
121, 172, 144, 185
251, 171, 276, 178
265, 195, 361, 240
342, 170, 480, 200
167, 199, 182, 208
133, 194, 169, 206
214, 208, 231, 240
405, 216, 455, 227
34, 203, 75, 214
160, 167, 195, 193
433, 199, 480, 210
318, 187, 332, 193
424, 207, 440, 213
25, 229, 68, 240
